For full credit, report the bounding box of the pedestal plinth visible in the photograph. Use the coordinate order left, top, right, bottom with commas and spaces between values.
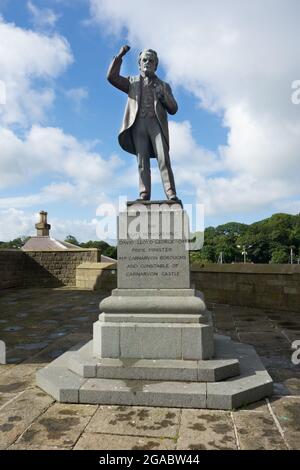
37, 201, 273, 409
94, 202, 213, 361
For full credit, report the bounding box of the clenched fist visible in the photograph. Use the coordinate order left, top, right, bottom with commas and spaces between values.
117, 45, 131, 58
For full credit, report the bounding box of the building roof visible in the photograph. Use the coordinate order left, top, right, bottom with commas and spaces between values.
100, 254, 117, 262
22, 236, 83, 251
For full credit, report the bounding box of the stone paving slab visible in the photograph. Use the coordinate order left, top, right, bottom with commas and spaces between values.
0, 365, 14, 376
176, 409, 237, 450
215, 329, 240, 342
13, 403, 97, 449
233, 410, 287, 449
269, 397, 300, 450
268, 368, 300, 396
0, 363, 42, 389
74, 432, 176, 450
0, 388, 54, 450
238, 331, 290, 351
0, 363, 46, 408
9, 443, 72, 450
28, 332, 91, 364
85, 405, 180, 438
237, 399, 270, 413
282, 329, 300, 342
236, 323, 277, 333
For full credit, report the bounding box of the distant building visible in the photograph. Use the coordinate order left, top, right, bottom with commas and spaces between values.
22, 210, 115, 262
22, 211, 82, 251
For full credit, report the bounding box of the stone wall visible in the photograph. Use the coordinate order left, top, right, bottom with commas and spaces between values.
1, 251, 299, 311
0, 249, 100, 289
191, 264, 300, 312
76, 262, 117, 291
0, 250, 25, 289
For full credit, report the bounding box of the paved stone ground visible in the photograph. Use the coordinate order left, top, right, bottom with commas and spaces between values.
0, 287, 299, 450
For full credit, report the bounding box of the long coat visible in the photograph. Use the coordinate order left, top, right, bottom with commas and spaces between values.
107, 56, 178, 156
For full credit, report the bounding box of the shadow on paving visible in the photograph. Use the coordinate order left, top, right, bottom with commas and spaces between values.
208, 302, 300, 396
0, 287, 109, 366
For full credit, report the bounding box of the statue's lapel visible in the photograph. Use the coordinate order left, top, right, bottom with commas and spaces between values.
136, 76, 141, 103
153, 76, 161, 107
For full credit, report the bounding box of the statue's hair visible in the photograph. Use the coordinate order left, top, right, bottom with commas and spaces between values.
138, 49, 159, 70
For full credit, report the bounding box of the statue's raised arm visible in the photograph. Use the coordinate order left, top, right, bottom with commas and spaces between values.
107, 45, 131, 93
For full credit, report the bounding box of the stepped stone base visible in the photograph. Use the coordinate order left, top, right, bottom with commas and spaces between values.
69, 340, 240, 381
36, 335, 273, 410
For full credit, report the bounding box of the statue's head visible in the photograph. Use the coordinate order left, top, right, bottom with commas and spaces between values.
138, 49, 158, 77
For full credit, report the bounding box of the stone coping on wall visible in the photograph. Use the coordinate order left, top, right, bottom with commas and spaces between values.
76, 261, 300, 275
77, 262, 117, 269
191, 263, 300, 274
22, 248, 99, 253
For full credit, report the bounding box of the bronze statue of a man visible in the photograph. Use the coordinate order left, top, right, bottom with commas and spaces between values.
107, 45, 179, 201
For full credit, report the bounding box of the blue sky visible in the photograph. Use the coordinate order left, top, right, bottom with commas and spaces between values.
0, 0, 299, 242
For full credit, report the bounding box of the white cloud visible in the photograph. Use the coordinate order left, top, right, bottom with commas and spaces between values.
65, 87, 89, 112
221, 105, 300, 182
0, 79, 6, 105
48, 216, 100, 242
272, 199, 300, 215
168, 118, 300, 216
0, 17, 73, 126
0, 208, 102, 242
0, 208, 37, 240
169, 120, 223, 176
0, 182, 79, 210
27, 1, 60, 31
89, 0, 300, 218
0, 125, 126, 206
196, 175, 296, 217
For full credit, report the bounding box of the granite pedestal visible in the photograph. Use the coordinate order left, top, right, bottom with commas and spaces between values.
37, 201, 273, 409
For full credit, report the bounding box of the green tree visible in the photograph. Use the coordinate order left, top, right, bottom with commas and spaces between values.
271, 248, 289, 264
190, 244, 216, 264
215, 222, 248, 238
64, 235, 80, 246
80, 240, 117, 259
190, 213, 300, 264
0, 236, 30, 249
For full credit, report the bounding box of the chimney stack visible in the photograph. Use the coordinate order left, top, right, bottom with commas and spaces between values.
35, 211, 51, 237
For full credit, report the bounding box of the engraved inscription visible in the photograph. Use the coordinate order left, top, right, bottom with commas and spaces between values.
118, 237, 190, 288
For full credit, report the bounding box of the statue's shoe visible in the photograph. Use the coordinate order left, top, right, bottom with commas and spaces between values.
138, 193, 150, 201
168, 194, 180, 201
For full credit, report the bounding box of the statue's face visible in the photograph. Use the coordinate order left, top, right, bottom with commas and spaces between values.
139, 52, 156, 77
